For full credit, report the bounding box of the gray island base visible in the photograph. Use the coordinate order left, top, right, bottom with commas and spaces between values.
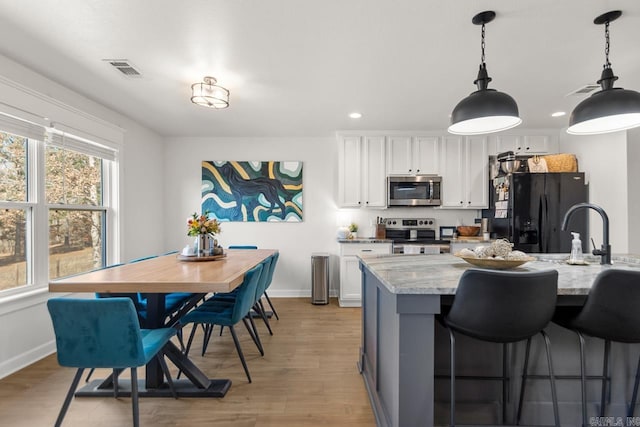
358, 253, 640, 427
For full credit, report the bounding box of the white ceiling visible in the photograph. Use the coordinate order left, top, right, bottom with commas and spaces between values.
0, 0, 639, 137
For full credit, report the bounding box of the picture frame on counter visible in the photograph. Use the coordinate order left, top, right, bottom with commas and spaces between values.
440, 226, 456, 240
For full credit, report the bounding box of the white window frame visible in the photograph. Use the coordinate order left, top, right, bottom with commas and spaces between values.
0, 118, 120, 298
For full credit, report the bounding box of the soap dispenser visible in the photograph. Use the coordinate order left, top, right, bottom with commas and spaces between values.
569, 232, 583, 263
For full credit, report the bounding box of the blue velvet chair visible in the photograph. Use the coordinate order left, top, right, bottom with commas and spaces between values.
47, 297, 177, 427
88, 258, 196, 382
228, 246, 280, 320
181, 263, 264, 383
127, 254, 199, 328
261, 251, 280, 320
206, 255, 273, 349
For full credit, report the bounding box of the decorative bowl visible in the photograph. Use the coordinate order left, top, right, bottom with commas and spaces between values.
454, 254, 536, 270
456, 226, 480, 237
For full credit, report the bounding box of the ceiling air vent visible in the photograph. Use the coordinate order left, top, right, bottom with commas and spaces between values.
103, 59, 142, 77
566, 84, 600, 96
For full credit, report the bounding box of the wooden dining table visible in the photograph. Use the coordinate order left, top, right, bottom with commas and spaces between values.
48, 248, 277, 398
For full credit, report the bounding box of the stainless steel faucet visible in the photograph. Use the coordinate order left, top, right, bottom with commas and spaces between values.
561, 203, 611, 265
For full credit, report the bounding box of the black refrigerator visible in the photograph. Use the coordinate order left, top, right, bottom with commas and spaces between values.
483, 173, 589, 253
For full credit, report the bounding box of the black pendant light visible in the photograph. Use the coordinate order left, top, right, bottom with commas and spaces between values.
568, 11, 640, 135
448, 11, 521, 135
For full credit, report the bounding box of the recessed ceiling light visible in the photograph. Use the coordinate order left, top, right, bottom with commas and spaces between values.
551, 111, 566, 117
349, 112, 362, 119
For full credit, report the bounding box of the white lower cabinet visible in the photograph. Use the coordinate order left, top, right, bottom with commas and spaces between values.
339, 242, 392, 307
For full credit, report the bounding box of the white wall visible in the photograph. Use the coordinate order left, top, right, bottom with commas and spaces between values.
627, 128, 640, 254
119, 124, 166, 262
559, 131, 629, 253
0, 53, 165, 379
163, 137, 340, 296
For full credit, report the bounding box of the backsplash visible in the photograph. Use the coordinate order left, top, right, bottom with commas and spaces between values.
336, 207, 480, 239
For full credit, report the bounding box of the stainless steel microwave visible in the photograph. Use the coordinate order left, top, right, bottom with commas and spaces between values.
387, 175, 442, 207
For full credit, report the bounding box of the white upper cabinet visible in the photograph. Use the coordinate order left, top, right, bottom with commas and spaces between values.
387, 136, 439, 175
386, 136, 412, 175
337, 135, 386, 208
338, 132, 492, 210
440, 136, 465, 208
440, 136, 488, 209
338, 136, 362, 207
414, 136, 440, 174
362, 136, 387, 207
496, 135, 550, 154
464, 136, 489, 208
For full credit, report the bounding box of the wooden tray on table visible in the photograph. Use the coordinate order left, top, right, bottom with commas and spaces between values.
177, 253, 227, 262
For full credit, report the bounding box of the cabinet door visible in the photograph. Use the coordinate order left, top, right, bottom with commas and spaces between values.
338, 136, 362, 207
522, 135, 549, 154
386, 136, 412, 174
363, 136, 387, 207
440, 136, 465, 207
496, 135, 521, 154
465, 136, 488, 208
414, 136, 439, 174
340, 256, 362, 306
496, 135, 550, 154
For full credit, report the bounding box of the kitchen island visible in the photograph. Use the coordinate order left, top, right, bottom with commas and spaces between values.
358, 253, 640, 427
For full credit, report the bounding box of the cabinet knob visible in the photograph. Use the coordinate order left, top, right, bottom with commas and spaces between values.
366, 201, 369, 204
468, 201, 471, 204
358, 201, 361, 205
525, 147, 530, 150
517, 147, 522, 151
408, 169, 412, 172
416, 169, 420, 173
460, 201, 463, 204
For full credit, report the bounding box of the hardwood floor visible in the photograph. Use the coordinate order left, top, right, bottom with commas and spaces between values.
0, 298, 375, 426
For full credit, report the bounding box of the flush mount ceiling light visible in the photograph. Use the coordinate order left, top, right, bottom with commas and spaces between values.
448, 11, 522, 135
568, 11, 640, 135
190, 76, 230, 109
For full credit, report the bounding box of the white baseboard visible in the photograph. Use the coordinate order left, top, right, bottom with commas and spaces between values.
0, 340, 56, 380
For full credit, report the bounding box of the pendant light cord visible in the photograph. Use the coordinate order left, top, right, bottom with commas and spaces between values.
604, 21, 611, 69
480, 23, 486, 66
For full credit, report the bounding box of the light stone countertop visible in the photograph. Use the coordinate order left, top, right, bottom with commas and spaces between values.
337, 238, 393, 244
358, 253, 640, 296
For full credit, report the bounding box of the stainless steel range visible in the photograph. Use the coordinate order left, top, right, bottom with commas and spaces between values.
383, 217, 450, 254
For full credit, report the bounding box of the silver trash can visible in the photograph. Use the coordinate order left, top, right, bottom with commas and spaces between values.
311, 253, 330, 305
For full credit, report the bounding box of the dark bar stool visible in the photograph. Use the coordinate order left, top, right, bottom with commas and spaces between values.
553, 269, 640, 426
441, 268, 560, 426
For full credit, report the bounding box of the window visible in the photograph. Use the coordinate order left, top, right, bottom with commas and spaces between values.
46, 145, 106, 280
0, 132, 29, 290
0, 116, 117, 294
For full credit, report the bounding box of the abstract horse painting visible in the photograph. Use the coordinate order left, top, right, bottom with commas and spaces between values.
201, 161, 303, 222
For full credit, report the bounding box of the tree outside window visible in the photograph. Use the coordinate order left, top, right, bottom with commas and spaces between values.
0, 129, 111, 292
